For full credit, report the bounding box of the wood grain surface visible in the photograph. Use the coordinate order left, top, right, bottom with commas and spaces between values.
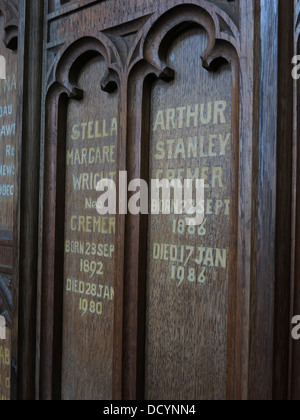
0, 3, 18, 401
62, 55, 118, 400
34, 0, 295, 401
144, 27, 233, 400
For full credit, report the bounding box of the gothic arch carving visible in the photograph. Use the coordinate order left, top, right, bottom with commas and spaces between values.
40, 31, 122, 399
46, 33, 122, 97
0, 0, 18, 50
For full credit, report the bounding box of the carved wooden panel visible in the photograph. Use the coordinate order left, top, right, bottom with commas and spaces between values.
0, 0, 18, 401
40, 23, 121, 398
122, 0, 243, 401
62, 54, 118, 400
39, 0, 243, 401
144, 27, 233, 401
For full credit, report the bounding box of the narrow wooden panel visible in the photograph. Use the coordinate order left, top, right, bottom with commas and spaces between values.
0, 4, 18, 400
144, 27, 234, 400
0, 326, 11, 400
290, 0, 300, 401
61, 55, 118, 400
0, 16, 17, 231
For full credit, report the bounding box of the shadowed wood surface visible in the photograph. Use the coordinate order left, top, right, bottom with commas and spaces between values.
0, 0, 18, 400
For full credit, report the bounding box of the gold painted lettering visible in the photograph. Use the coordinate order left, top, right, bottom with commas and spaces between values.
71, 124, 80, 140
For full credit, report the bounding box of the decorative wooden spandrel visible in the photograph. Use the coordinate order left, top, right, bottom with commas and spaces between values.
62, 56, 118, 400
145, 27, 234, 400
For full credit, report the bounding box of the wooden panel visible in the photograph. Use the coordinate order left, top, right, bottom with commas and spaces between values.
120, 1, 243, 401
271, 0, 293, 400
0, 325, 11, 400
290, 0, 300, 400
62, 55, 118, 400
38, 0, 294, 401
0, 0, 18, 401
39, 6, 121, 397
0, 20, 17, 232
144, 27, 234, 401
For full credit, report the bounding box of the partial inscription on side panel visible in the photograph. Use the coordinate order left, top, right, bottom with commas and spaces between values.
0, 11, 17, 400
0, 26, 17, 232
145, 28, 233, 400
62, 56, 118, 400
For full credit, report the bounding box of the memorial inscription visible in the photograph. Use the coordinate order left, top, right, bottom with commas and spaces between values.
62, 55, 118, 400
145, 28, 233, 400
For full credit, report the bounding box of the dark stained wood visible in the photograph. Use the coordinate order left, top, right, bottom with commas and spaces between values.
0, 0, 19, 401
0, 0, 44, 402
124, 0, 241, 399
61, 55, 118, 400
290, 0, 300, 401
39, 30, 121, 400
248, 0, 293, 401
11, 0, 294, 401
272, 0, 293, 401
14, 0, 44, 400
